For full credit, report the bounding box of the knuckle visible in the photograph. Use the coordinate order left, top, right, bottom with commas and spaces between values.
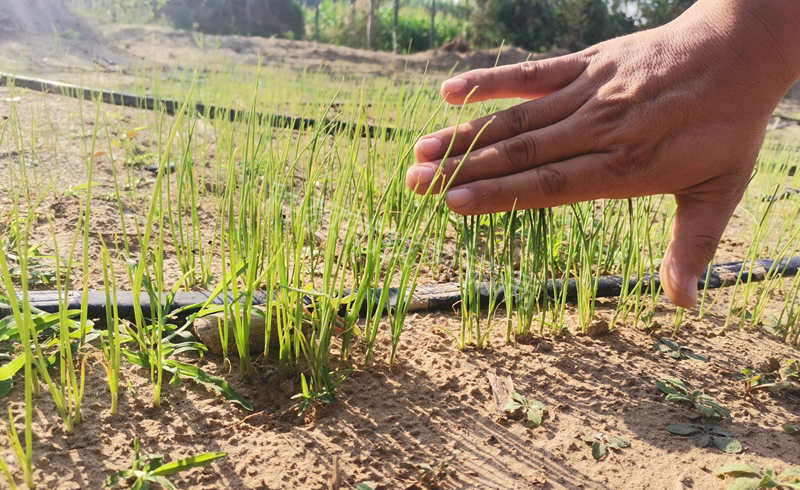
444, 157, 464, 178
605, 143, 651, 180
517, 61, 539, 86
534, 166, 566, 196
591, 97, 629, 127
503, 105, 529, 135
502, 135, 537, 170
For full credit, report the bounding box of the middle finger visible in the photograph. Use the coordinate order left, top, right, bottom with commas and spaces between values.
414, 77, 593, 164
407, 115, 597, 194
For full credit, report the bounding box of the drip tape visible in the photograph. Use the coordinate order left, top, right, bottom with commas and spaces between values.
0, 72, 410, 140
2, 257, 799, 326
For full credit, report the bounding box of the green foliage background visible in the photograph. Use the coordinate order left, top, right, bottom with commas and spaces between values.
162, 0, 305, 39
68, 0, 697, 53
304, 0, 469, 52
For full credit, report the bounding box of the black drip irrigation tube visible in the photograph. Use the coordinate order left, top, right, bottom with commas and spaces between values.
2, 257, 799, 326
770, 113, 800, 131
0, 72, 411, 140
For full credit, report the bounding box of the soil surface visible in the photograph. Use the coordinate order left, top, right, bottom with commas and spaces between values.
1, 10, 799, 490
5, 307, 800, 490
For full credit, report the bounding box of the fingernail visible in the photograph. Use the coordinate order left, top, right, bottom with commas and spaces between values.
406, 164, 436, 189
441, 78, 468, 97
446, 187, 473, 208
414, 138, 441, 159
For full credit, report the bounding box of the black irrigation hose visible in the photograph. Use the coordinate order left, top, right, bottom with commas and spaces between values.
2, 71, 795, 138
2, 257, 799, 326
0, 72, 411, 140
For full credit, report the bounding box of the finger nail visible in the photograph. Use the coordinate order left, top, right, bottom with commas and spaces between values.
446, 187, 473, 208
414, 138, 441, 159
406, 164, 436, 189
441, 78, 468, 97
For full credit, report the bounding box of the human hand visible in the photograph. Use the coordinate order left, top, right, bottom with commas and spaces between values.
406, 0, 800, 308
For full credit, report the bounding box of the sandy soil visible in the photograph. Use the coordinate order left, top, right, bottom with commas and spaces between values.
1, 13, 799, 490
5, 306, 799, 489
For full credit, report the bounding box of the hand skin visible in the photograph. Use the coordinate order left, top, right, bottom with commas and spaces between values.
406, 0, 800, 308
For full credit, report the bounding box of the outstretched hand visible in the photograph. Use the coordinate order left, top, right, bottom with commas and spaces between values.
406, 0, 800, 308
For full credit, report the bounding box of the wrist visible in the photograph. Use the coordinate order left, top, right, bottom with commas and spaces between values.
686, 0, 800, 89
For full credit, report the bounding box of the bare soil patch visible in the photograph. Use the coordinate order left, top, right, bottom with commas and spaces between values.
3, 307, 799, 489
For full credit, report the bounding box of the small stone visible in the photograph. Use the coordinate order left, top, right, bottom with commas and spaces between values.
537, 341, 554, 352
756, 357, 781, 373
586, 320, 610, 338
193, 307, 285, 356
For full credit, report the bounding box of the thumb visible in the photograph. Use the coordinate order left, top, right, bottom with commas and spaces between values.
660, 193, 738, 308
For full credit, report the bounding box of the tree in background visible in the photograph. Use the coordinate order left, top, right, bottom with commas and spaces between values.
393, 0, 400, 52
555, 0, 635, 50
304, 0, 466, 52
473, 0, 562, 52
367, 0, 378, 48
637, 0, 695, 27
162, 0, 305, 39
429, 0, 436, 48
473, 0, 638, 52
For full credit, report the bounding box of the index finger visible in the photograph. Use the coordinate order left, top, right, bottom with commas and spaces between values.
440, 53, 588, 105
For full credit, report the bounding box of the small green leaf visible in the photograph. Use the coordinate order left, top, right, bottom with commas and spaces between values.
511, 392, 525, 404
783, 424, 800, 435
728, 478, 763, 490
709, 426, 732, 437
0, 355, 24, 381
526, 408, 543, 426
530, 400, 546, 411
503, 401, 522, 413
608, 436, 630, 449
657, 378, 687, 396
591, 441, 607, 461
712, 436, 743, 454
697, 405, 717, 418
666, 424, 700, 436
151, 452, 227, 476
694, 433, 711, 448
142, 455, 165, 472
756, 474, 779, 488
166, 360, 252, 411
778, 467, 800, 483
659, 338, 681, 350
704, 400, 731, 419
355, 483, 378, 490
715, 463, 760, 478
105, 468, 134, 486
683, 350, 709, 363
665, 393, 692, 404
